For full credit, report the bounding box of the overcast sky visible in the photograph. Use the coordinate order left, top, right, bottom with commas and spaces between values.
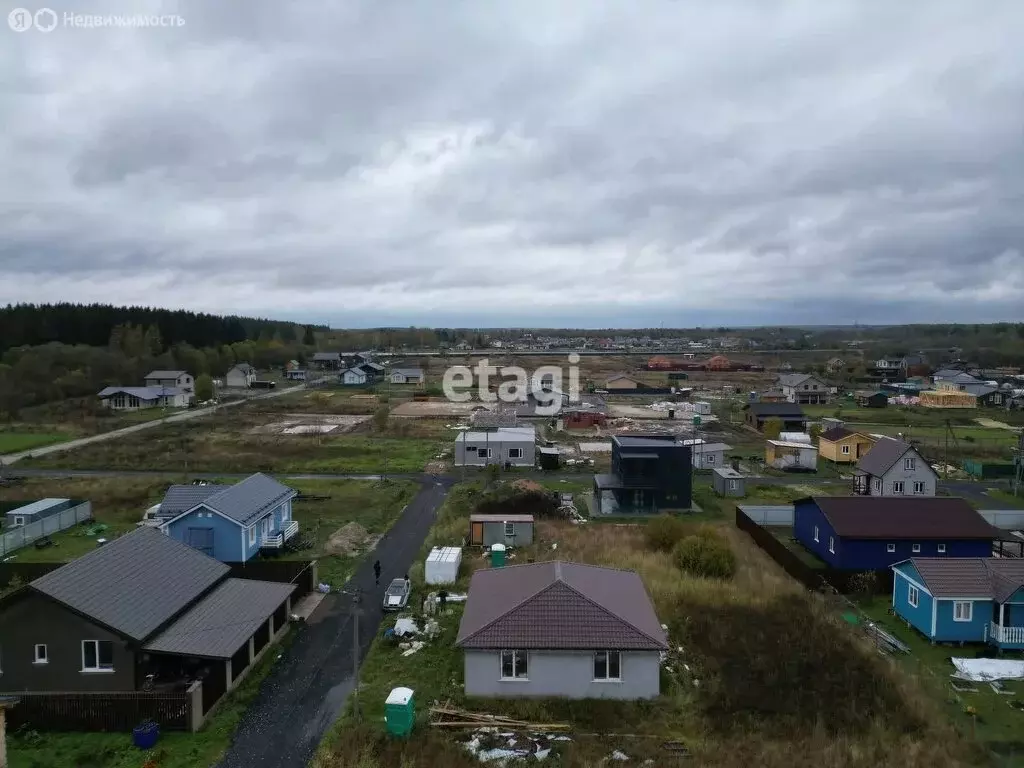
2, 1, 1022, 328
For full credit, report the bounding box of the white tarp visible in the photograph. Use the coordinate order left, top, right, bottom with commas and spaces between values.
950, 658, 1024, 682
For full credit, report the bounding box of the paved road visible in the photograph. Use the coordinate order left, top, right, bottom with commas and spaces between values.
0, 379, 329, 466
216, 478, 451, 768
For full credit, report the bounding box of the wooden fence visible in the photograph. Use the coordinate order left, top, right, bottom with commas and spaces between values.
3, 689, 193, 732
735, 507, 892, 595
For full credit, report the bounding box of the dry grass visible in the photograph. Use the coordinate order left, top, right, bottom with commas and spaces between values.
313, 483, 991, 768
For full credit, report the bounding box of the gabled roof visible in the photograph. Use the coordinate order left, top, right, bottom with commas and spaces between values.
97, 386, 181, 399
360, 362, 385, 372
744, 402, 807, 417
804, 496, 995, 540
902, 558, 1024, 601
777, 373, 820, 387
606, 373, 641, 384
456, 561, 668, 651
855, 437, 931, 478
820, 427, 854, 442
229, 363, 254, 373
962, 383, 998, 397
391, 368, 424, 377
145, 370, 187, 379
341, 367, 366, 376
143, 578, 295, 658
198, 473, 296, 526
30, 527, 228, 642
158, 484, 230, 518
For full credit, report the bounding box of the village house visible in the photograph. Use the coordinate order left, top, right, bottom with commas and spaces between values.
777, 373, 830, 405
144, 370, 194, 393
592, 435, 692, 515
454, 427, 537, 467
818, 427, 877, 464
225, 363, 256, 389
743, 402, 808, 433
98, 386, 191, 410
389, 368, 425, 385
853, 437, 937, 497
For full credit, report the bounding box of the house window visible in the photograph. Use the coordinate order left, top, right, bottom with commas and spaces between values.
904, 457, 916, 471
33, 644, 48, 664
803, 384, 809, 390
508, 448, 523, 459
913, 481, 925, 494
465, 446, 478, 454
953, 601, 973, 622
892, 481, 905, 494
886, 543, 896, 553
500, 650, 528, 680
937, 544, 946, 553
908, 585, 919, 608
841, 445, 850, 455
593, 651, 622, 681
706, 454, 716, 464
873, 479, 881, 493
504, 521, 515, 536
728, 480, 738, 491
479, 448, 492, 459
828, 536, 835, 554
813, 526, 819, 543
12, 515, 25, 527
249, 526, 257, 546
81, 640, 114, 672
911, 543, 921, 553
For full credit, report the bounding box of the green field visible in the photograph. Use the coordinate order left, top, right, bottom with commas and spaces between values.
0, 431, 72, 453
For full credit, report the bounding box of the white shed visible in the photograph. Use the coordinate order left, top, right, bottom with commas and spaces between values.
425, 546, 462, 585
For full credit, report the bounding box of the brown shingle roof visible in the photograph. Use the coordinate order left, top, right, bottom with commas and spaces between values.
809, 496, 996, 540
456, 561, 668, 651
907, 558, 1024, 601
820, 427, 854, 442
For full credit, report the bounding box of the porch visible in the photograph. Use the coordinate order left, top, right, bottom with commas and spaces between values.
987, 622, 1024, 650
592, 474, 659, 516
261, 519, 299, 549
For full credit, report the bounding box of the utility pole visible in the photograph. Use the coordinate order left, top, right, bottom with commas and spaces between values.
350, 591, 363, 721
1013, 429, 1024, 497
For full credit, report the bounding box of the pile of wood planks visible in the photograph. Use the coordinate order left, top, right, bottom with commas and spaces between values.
429, 702, 569, 731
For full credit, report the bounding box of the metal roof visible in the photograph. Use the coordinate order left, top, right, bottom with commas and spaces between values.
744, 402, 807, 417
143, 578, 295, 658
808, 496, 996, 540
201, 473, 297, 525
456, 427, 536, 443
470, 514, 534, 523
713, 467, 743, 478
767, 440, 819, 449
158, 484, 230, 518
391, 368, 424, 377
457, 561, 667, 651
31, 527, 228, 642
906, 558, 1024, 602
145, 370, 187, 379
6, 498, 70, 517
855, 437, 929, 477
97, 386, 182, 399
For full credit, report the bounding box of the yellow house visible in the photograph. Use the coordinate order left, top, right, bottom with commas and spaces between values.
818, 427, 877, 463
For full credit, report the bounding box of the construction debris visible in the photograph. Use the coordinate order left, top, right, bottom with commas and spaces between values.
463, 729, 564, 764
863, 621, 910, 655
431, 704, 570, 731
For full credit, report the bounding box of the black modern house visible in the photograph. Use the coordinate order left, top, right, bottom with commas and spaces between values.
592, 435, 692, 515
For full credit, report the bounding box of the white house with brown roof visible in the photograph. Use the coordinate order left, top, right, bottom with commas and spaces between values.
455, 561, 668, 699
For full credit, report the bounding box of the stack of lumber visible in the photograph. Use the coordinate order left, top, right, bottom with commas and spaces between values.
430, 703, 569, 730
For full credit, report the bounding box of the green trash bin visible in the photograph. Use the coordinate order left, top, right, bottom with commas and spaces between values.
490, 543, 506, 568
385, 687, 415, 737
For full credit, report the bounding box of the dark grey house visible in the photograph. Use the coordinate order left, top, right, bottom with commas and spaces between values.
456, 561, 668, 699
743, 402, 808, 432
0, 527, 294, 705
592, 435, 692, 515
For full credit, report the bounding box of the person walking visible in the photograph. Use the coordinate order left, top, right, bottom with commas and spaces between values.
373, 559, 381, 585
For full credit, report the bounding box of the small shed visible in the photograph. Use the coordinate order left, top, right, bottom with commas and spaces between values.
4, 498, 73, 528
820, 417, 845, 433
712, 467, 746, 497
691, 401, 712, 415
856, 391, 888, 408
469, 514, 534, 547
765, 440, 818, 471
384, 687, 415, 737
537, 447, 560, 470
425, 547, 462, 585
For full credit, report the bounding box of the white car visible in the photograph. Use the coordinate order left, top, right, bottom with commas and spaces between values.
383, 578, 411, 611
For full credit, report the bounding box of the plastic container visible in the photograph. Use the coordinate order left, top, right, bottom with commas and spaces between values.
384, 687, 415, 737
132, 721, 159, 749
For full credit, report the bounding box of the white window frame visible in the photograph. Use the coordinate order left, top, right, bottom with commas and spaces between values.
912, 543, 921, 553
249, 525, 257, 546
828, 536, 835, 554
813, 525, 819, 543
886, 543, 896, 553
593, 650, 622, 682
33, 644, 48, 664
892, 481, 905, 494
908, 585, 919, 608
937, 543, 946, 553
841, 445, 850, 455
728, 479, 738, 491
705, 454, 716, 464
904, 457, 916, 471
913, 481, 925, 494
499, 650, 529, 681
507, 447, 523, 459
81, 640, 114, 673
479, 448, 492, 459
953, 601, 973, 622
873, 478, 881, 493
12, 515, 25, 527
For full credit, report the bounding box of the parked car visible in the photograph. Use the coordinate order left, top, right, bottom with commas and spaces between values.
383, 578, 411, 611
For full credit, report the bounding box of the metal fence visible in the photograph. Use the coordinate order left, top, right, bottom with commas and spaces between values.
3, 688, 194, 732
0, 501, 92, 557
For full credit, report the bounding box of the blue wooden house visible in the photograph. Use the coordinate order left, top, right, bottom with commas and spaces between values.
158, 473, 298, 562
892, 558, 1024, 649
793, 496, 994, 570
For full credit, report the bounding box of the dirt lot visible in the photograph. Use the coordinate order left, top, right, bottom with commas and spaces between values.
391, 400, 489, 417
250, 414, 371, 435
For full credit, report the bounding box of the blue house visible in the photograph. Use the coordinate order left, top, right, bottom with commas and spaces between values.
158, 473, 298, 562
793, 496, 994, 570
892, 558, 1024, 649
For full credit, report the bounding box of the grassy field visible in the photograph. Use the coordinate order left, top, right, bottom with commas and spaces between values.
19, 412, 445, 474
1, 476, 418, 572
7, 629, 295, 768
0, 431, 74, 453
312, 481, 992, 768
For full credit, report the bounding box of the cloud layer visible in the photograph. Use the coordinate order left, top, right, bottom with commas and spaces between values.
2, 0, 1023, 326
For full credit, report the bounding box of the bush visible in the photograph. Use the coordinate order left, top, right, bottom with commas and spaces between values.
673, 527, 736, 579
644, 514, 689, 552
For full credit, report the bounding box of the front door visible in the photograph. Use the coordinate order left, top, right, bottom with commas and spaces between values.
187, 527, 215, 556
471, 522, 483, 545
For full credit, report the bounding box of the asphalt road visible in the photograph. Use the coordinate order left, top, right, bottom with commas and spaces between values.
216, 478, 451, 768
0, 379, 329, 466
